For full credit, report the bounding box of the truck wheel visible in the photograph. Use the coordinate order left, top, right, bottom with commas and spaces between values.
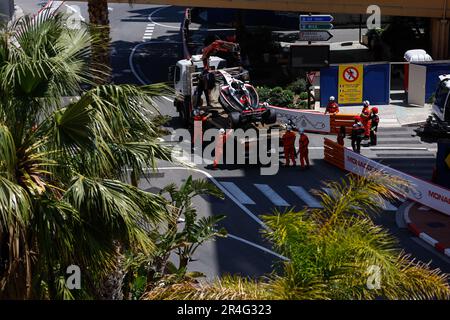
180, 100, 191, 127
263, 108, 277, 125
229, 112, 241, 129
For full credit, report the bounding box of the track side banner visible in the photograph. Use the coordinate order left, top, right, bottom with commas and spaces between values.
344, 149, 450, 215
269, 106, 330, 133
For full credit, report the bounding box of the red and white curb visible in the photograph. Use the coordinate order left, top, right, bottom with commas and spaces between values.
404, 202, 450, 258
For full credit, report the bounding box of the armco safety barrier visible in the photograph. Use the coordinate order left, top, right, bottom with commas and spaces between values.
324, 138, 345, 170
330, 114, 355, 135
270, 105, 356, 135
324, 138, 450, 216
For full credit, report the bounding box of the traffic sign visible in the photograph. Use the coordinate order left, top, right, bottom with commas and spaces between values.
299, 31, 333, 42
300, 23, 333, 31
343, 66, 359, 82
307, 72, 316, 84
300, 15, 333, 23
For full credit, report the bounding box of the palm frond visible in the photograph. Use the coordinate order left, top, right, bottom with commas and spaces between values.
0, 124, 17, 178
143, 276, 269, 300
0, 176, 31, 230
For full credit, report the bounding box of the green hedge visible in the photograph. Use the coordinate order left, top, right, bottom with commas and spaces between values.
287, 78, 308, 94
257, 86, 310, 109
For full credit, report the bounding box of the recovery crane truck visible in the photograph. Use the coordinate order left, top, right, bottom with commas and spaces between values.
169, 40, 277, 129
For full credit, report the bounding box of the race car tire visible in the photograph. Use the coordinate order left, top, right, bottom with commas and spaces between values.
229, 112, 241, 129
263, 108, 277, 124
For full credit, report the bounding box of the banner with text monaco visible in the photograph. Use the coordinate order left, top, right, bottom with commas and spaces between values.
344, 149, 450, 215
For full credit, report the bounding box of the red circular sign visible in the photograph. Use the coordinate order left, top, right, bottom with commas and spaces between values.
343, 67, 359, 82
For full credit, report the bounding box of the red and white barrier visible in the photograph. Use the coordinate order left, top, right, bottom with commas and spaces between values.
269, 105, 331, 133
344, 149, 450, 216
404, 203, 450, 257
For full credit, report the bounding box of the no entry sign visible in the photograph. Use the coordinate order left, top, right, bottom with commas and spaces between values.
338, 64, 363, 104
343, 67, 359, 82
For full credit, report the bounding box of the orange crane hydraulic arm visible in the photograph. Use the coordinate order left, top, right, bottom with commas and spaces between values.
201, 40, 241, 68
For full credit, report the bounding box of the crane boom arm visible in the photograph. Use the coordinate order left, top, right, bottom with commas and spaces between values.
202, 40, 240, 68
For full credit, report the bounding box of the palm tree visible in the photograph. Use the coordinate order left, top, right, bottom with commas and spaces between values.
123, 176, 226, 299
87, 0, 111, 83
143, 173, 450, 300
0, 12, 173, 299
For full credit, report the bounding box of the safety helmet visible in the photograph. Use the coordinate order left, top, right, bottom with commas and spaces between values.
193, 109, 200, 116
354, 115, 361, 122
219, 128, 226, 135
329, 96, 335, 101
363, 100, 370, 107
299, 128, 305, 134
371, 107, 379, 114
286, 125, 292, 131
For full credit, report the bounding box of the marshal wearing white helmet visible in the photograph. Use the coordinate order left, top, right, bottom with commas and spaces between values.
325, 96, 339, 114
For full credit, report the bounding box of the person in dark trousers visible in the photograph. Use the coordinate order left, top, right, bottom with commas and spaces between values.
196, 68, 215, 108
351, 116, 365, 153
337, 125, 346, 146
298, 129, 310, 169
369, 107, 380, 146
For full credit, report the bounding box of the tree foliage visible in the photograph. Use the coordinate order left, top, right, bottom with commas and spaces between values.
144, 173, 450, 300
0, 11, 173, 299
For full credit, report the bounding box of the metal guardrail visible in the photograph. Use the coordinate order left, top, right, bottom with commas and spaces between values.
323, 138, 345, 170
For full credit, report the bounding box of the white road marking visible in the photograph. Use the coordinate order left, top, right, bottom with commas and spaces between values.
148, 6, 180, 29
254, 184, 290, 206
143, 23, 155, 41
129, 41, 182, 85
129, 42, 153, 84
220, 182, 255, 205
227, 234, 289, 261
369, 147, 428, 150
157, 167, 269, 230
288, 186, 322, 208
162, 96, 174, 103
419, 232, 438, 246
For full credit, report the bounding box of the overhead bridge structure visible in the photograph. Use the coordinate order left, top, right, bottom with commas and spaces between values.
69, 0, 450, 58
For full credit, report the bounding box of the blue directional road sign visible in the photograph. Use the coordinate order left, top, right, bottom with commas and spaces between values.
300, 23, 333, 31
300, 15, 334, 23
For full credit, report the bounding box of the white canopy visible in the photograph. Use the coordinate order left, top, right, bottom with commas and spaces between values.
404, 49, 433, 62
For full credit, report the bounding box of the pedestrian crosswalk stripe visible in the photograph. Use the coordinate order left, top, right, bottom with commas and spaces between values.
254, 184, 290, 206
220, 182, 255, 205
288, 186, 322, 208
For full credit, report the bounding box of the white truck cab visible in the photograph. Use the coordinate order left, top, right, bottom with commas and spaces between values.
173, 55, 227, 97
169, 55, 244, 127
